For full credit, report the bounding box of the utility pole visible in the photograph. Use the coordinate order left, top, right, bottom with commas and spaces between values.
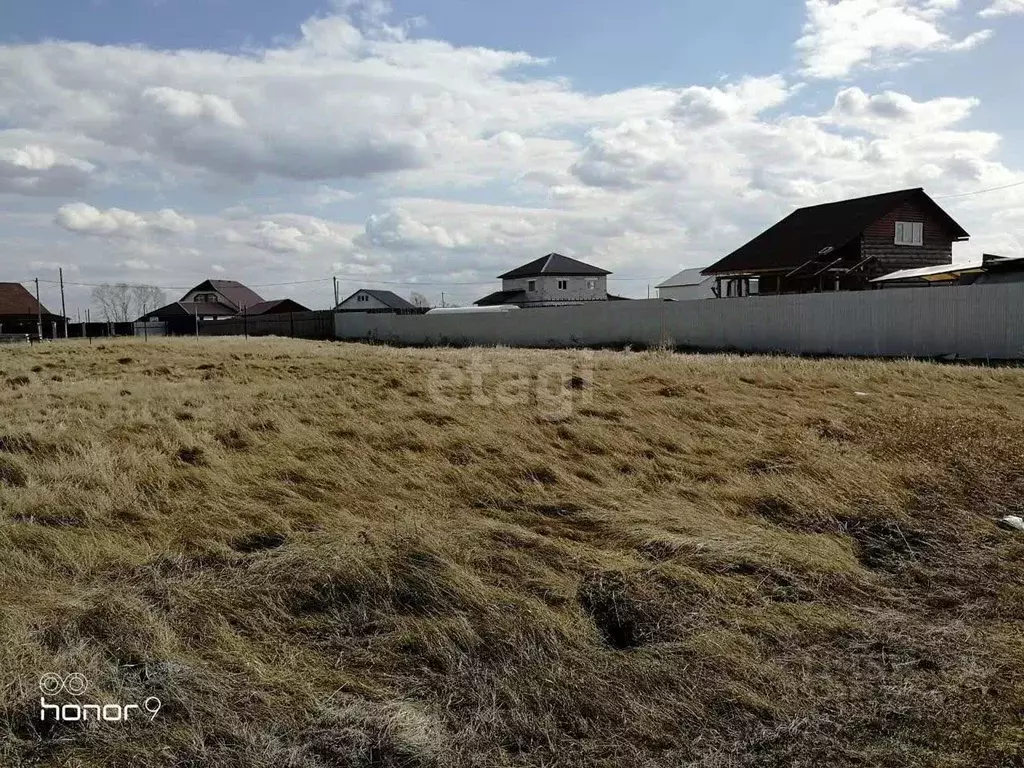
333, 276, 339, 308
59, 268, 68, 338
34, 278, 43, 341
441, 292, 445, 308
86, 308, 92, 345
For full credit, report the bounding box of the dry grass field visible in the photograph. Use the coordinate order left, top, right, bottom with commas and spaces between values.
2, 336, 1024, 768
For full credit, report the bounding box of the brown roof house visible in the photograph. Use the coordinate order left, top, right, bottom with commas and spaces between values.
140, 279, 309, 333
0, 282, 65, 338
703, 188, 969, 297
475, 253, 617, 307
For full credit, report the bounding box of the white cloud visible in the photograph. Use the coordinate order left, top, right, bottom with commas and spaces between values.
980, 0, 1024, 17
232, 213, 359, 254
55, 202, 196, 238
829, 87, 979, 131
0, 144, 95, 196
797, 0, 992, 79
0, 2, 1021, 311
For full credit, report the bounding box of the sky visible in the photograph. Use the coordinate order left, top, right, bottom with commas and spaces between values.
1, 0, 1023, 313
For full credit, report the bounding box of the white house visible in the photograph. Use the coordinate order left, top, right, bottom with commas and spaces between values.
475, 253, 613, 307
656, 268, 716, 301
336, 289, 417, 312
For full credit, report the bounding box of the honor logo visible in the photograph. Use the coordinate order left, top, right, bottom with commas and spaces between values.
38, 673, 162, 723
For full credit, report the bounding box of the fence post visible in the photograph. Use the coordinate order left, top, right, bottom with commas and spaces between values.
290, 312, 295, 338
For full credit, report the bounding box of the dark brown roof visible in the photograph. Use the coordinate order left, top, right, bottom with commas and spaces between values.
703, 188, 969, 276
0, 282, 55, 316
499, 253, 611, 279
474, 289, 527, 306
240, 299, 311, 316
184, 280, 265, 311
145, 301, 237, 319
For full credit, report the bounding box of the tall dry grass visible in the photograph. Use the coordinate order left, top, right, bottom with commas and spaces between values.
1, 337, 1023, 767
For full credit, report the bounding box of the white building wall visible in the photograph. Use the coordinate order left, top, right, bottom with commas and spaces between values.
337, 291, 395, 310
503, 275, 608, 305
658, 280, 716, 301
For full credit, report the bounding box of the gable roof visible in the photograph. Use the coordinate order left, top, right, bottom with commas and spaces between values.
239, 299, 311, 316
657, 267, 713, 289
184, 279, 265, 311
338, 289, 417, 310
0, 282, 55, 316
499, 253, 611, 279
703, 188, 970, 276
474, 289, 527, 306
144, 300, 237, 319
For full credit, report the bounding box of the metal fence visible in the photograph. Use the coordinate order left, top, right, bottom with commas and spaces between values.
199, 310, 335, 340
334, 283, 1024, 360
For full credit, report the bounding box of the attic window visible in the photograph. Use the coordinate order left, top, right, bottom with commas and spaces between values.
895, 221, 923, 246
357, 294, 369, 302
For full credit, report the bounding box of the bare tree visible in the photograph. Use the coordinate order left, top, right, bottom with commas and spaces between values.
409, 291, 431, 309
92, 283, 167, 322
92, 283, 133, 322
132, 285, 167, 317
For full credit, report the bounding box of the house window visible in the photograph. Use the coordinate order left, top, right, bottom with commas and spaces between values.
895, 221, 923, 246
586, 279, 596, 290
527, 280, 536, 292
557, 280, 568, 290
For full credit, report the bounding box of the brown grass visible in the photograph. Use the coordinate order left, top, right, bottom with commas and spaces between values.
2, 337, 1024, 767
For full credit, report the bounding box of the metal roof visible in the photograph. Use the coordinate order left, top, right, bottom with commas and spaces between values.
704, 188, 970, 276
657, 267, 713, 289
499, 253, 611, 279
871, 254, 1024, 283
338, 289, 416, 310
0, 282, 55, 316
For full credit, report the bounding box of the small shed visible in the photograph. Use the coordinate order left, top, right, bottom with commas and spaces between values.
656, 268, 716, 301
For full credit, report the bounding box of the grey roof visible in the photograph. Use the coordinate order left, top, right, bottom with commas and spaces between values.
184, 280, 265, 311
474, 289, 527, 306
499, 253, 611, 279
339, 289, 417, 310
657, 267, 713, 289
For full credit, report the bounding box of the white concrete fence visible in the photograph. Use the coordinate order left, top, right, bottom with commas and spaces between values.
335, 283, 1024, 360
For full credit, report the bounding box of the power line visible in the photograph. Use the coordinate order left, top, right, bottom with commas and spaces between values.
935, 179, 1024, 200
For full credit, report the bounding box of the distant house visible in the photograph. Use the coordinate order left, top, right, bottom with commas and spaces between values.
238, 299, 311, 316
0, 282, 65, 338
335, 289, 419, 313
702, 188, 970, 297
475, 253, 613, 307
656, 268, 716, 301
139, 279, 308, 334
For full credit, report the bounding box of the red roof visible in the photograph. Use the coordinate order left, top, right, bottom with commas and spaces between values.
0, 282, 55, 316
